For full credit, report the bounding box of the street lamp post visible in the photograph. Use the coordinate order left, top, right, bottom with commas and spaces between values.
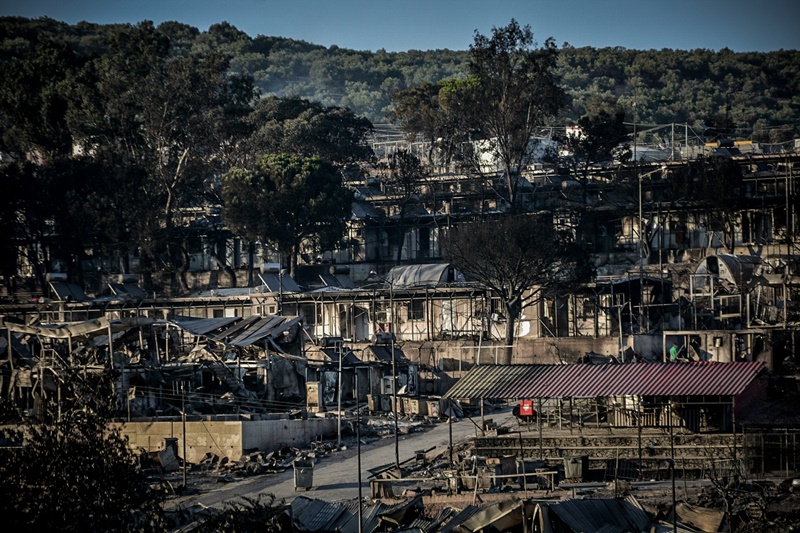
369, 271, 400, 471
638, 166, 668, 329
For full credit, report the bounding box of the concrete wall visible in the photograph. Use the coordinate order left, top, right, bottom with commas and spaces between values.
365, 336, 627, 369
515, 337, 624, 363
241, 417, 337, 453
119, 416, 338, 463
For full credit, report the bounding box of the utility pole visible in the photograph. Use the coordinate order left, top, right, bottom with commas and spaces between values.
639, 167, 645, 329
632, 95, 638, 163
670, 401, 677, 533
390, 283, 399, 470
278, 268, 285, 315
337, 341, 343, 450
369, 271, 400, 470
181, 383, 187, 489
449, 402, 454, 465
356, 372, 363, 533
638, 166, 668, 331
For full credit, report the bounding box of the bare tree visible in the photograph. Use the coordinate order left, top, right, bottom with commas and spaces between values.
442, 215, 593, 353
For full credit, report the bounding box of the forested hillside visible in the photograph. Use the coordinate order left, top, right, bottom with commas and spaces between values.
1, 16, 798, 141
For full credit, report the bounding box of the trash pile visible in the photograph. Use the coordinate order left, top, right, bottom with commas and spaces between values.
152, 439, 346, 495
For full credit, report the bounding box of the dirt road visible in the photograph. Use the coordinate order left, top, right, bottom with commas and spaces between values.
168, 406, 515, 509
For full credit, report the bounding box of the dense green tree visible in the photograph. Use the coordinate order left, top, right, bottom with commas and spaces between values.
388, 82, 442, 143
390, 20, 566, 211
453, 20, 564, 211
0, 38, 77, 159
68, 22, 255, 291
0, 164, 18, 288
0, 156, 123, 294
155, 21, 199, 57
0, 161, 51, 292
0, 15, 798, 295
221, 154, 354, 276
247, 95, 373, 168
389, 79, 477, 170
443, 215, 593, 352
0, 371, 164, 531
2, 16, 797, 130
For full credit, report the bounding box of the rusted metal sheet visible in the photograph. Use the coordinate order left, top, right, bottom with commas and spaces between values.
443, 361, 765, 399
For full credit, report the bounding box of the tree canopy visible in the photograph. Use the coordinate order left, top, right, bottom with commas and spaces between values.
463, 20, 564, 210
246, 95, 374, 167
391, 20, 565, 212
68, 23, 256, 290
2, 16, 797, 134
0, 19, 379, 293
221, 154, 354, 276
0, 16, 797, 294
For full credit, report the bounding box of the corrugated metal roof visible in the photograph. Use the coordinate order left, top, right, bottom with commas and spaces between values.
171, 316, 242, 336
291, 496, 345, 531
291, 496, 418, 533
108, 282, 148, 299
319, 273, 357, 289
352, 200, 382, 219
208, 315, 261, 342
460, 498, 523, 531
230, 316, 302, 347
321, 348, 362, 366
7, 316, 155, 339
547, 495, 651, 533
443, 361, 765, 399
171, 315, 302, 348
439, 505, 482, 533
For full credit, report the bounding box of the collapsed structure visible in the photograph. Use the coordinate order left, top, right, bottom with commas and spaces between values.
1, 145, 799, 531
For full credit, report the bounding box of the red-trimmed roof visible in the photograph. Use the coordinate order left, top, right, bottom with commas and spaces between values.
442, 361, 765, 399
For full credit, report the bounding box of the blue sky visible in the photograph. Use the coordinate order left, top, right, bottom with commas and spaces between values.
2, 0, 798, 52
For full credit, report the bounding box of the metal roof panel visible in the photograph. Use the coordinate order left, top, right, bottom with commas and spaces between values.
443, 361, 765, 399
